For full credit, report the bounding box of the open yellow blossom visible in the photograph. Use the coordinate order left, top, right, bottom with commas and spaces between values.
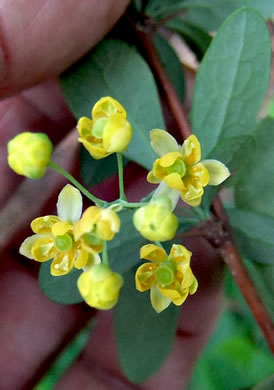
73, 206, 120, 253
77, 97, 133, 159
19, 185, 97, 276
147, 130, 230, 206
77, 263, 123, 310
8, 132, 53, 179
136, 244, 198, 313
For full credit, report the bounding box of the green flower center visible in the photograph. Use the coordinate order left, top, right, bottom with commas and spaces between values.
155, 261, 176, 287
54, 233, 73, 252
92, 118, 108, 139
83, 232, 103, 246
167, 159, 186, 177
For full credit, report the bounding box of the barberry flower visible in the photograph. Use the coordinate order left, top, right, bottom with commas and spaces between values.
147, 129, 230, 206
73, 206, 120, 252
77, 97, 132, 159
8, 132, 53, 179
19, 185, 96, 276
136, 244, 198, 313
77, 263, 123, 310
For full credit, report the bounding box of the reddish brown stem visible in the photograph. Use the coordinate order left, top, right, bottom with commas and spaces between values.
133, 23, 274, 352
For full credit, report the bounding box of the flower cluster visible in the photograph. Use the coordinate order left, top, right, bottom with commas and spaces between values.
20, 184, 123, 309
8, 96, 230, 314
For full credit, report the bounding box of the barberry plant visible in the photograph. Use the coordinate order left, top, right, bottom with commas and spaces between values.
6, 1, 274, 387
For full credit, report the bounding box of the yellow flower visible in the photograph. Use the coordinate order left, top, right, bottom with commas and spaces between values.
19, 185, 99, 276
73, 206, 120, 252
133, 202, 178, 241
147, 130, 230, 206
136, 244, 198, 313
77, 263, 123, 310
77, 97, 133, 159
7, 132, 53, 179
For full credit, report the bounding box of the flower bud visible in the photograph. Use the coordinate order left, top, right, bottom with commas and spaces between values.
133, 202, 178, 241
7, 132, 53, 179
77, 264, 123, 310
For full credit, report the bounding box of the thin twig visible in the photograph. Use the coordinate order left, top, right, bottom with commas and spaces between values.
131, 20, 274, 352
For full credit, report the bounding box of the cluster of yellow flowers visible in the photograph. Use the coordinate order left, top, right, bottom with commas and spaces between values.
7, 96, 230, 313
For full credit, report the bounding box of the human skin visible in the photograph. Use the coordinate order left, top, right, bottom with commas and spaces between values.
0, 1, 224, 389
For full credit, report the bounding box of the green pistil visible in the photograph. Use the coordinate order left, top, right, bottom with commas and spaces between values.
55, 233, 73, 252
83, 232, 103, 246
167, 159, 186, 177
92, 118, 108, 138
155, 261, 176, 287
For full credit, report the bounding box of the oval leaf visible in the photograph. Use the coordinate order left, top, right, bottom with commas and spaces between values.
114, 266, 180, 383
192, 7, 271, 158
39, 262, 83, 304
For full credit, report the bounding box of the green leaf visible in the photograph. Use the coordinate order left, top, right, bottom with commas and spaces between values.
80, 146, 128, 187
166, 18, 212, 60
227, 208, 274, 265
253, 374, 274, 389
114, 266, 180, 383
243, 258, 274, 322
185, 0, 274, 32
39, 263, 83, 304
60, 39, 165, 170
201, 135, 255, 210
192, 7, 271, 158
154, 32, 185, 101
109, 209, 146, 274
235, 118, 274, 217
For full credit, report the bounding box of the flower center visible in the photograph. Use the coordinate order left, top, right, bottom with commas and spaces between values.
167, 159, 186, 177
83, 232, 103, 246
92, 118, 108, 139
54, 233, 73, 252
155, 261, 176, 287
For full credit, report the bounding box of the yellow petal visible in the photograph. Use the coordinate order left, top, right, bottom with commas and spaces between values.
150, 284, 171, 313
92, 97, 126, 120
73, 206, 101, 241
164, 173, 185, 191
103, 114, 132, 153
189, 277, 198, 295
74, 248, 89, 269
52, 221, 71, 236
78, 138, 109, 160
159, 152, 181, 168
181, 135, 201, 166
190, 162, 210, 187
150, 129, 179, 156
135, 262, 157, 292
180, 268, 195, 289
97, 209, 120, 241
147, 170, 161, 184
19, 234, 40, 259
31, 236, 57, 262
31, 216, 60, 234
140, 244, 167, 262
77, 117, 93, 138
51, 251, 74, 276
181, 192, 203, 207
202, 159, 230, 185
169, 244, 192, 265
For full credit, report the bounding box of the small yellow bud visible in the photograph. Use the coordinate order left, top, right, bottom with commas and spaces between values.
77, 97, 133, 160
77, 263, 123, 310
133, 202, 178, 241
7, 132, 53, 179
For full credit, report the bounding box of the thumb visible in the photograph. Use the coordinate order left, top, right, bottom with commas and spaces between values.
0, 0, 129, 98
